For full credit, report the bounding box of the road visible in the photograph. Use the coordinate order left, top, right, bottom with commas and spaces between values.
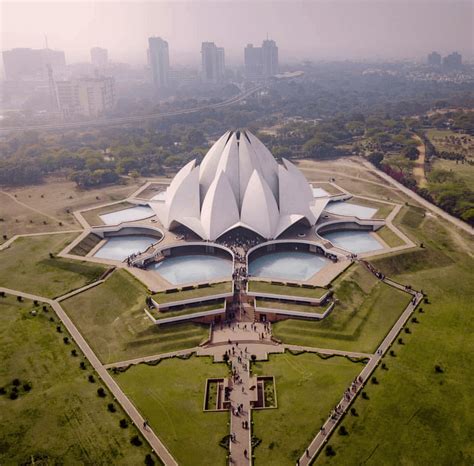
361, 159, 473, 236
0, 85, 264, 135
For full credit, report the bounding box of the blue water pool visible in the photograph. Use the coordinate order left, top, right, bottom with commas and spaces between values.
249, 251, 329, 281
321, 230, 383, 254
324, 201, 377, 219
312, 187, 329, 198
100, 205, 154, 225
149, 254, 233, 285
94, 235, 157, 261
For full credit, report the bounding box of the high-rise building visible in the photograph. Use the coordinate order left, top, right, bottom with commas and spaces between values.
262, 39, 279, 77
91, 47, 108, 68
201, 42, 225, 83
244, 39, 278, 79
148, 37, 170, 91
2, 48, 66, 80
427, 51, 441, 67
443, 52, 462, 70
56, 76, 115, 118
244, 44, 263, 79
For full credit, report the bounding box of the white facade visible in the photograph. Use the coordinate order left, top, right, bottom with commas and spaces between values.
151, 130, 328, 240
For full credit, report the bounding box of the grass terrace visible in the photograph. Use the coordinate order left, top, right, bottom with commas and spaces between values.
113, 356, 229, 466
153, 300, 226, 321
152, 281, 232, 305
375, 226, 406, 248
0, 295, 151, 464
248, 281, 327, 299
256, 299, 325, 314
252, 351, 362, 465
62, 269, 208, 364
0, 233, 106, 298
272, 264, 412, 353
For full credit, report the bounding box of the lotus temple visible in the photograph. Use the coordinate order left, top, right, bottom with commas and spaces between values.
61, 129, 407, 326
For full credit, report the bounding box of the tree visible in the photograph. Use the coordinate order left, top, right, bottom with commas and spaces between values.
402, 145, 420, 160
368, 151, 384, 167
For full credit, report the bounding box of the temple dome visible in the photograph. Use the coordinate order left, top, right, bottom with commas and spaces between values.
150, 130, 328, 240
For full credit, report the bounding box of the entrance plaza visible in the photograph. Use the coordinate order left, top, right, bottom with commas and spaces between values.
1, 131, 427, 465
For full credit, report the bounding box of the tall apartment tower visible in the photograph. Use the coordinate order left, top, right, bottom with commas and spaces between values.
443, 52, 462, 70
262, 39, 279, 77
244, 39, 278, 79
148, 37, 170, 91
244, 44, 263, 79
427, 51, 441, 66
91, 47, 108, 68
201, 42, 225, 83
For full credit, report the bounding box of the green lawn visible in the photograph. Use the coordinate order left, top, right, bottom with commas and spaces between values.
375, 226, 406, 248
252, 352, 362, 465
256, 299, 325, 314
432, 158, 474, 186
152, 281, 232, 304
315, 214, 474, 465
0, 233, 106, 298
154, 300, 225, 320
272, 265, 412, 353
248, 281, 327, 299
62, 269, 208, 364
0, 294, 152, 464
113, 356, 229, 466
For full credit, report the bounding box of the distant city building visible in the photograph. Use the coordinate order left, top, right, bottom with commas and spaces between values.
56, 76, 115, 118
201, 42, 225, 83
148, 37, 170, 91
261, 39, 279, 77
244, 44, 263, 79
90, 47, 108, 68
443, 52, 462, 70
427, 51, 441, 66
169, 67, 200, 88
244, 39, 278, 79
2, 47, 66, 80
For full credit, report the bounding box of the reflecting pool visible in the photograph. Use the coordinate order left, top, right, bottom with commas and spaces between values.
249, 251, 329, 281
321, 230, 383, 254
94, 235, 157, 261
324, 201, 377, 219
149, 254, 233, 285
100, 205, 154, 225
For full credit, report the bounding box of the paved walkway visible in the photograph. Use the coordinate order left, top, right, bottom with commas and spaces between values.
0, 286, 178, 466
228, 347, 253, 465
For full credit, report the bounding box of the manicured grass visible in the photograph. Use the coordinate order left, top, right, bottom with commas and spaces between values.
0, 295, 152, 464
272, 265, 412, 353
252, 352, 362, 465
113, 356, 229, 466
315, 215, 474, 465
153, 281, 232, 304
0, 233, 106, 298
81, 201, 134, 226
256, 299, 325, 314
375, 226, 406, 248
62, 269, 208, 363
154, 300, 225, 320
248, 281, 327, 299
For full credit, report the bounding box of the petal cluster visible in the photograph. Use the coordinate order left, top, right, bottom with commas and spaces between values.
151, 130, 327, 240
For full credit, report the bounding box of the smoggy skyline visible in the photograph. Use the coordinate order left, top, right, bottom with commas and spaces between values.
1, 1, 473, 66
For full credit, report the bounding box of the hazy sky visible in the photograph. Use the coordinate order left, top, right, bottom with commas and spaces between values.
1, 0, 473, 66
